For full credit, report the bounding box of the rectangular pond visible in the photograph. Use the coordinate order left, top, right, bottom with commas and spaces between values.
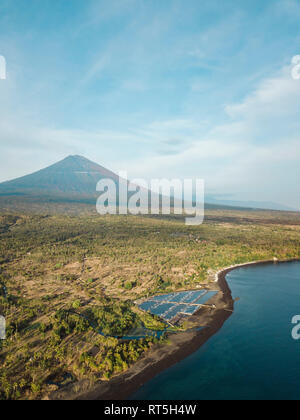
138, 289, 218, 323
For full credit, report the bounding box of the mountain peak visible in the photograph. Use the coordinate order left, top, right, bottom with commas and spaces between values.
0, 155, 119, 197
65, 155, 90, 162
59, 154, 99, 166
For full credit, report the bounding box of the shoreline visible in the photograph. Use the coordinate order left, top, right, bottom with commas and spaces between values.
215, 257, 300, 286
51, 257, 300, 401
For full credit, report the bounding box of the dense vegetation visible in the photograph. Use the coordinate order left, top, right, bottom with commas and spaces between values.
1, 209, 300, 399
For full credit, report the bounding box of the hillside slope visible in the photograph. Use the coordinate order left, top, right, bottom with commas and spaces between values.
0, 155, 119, 197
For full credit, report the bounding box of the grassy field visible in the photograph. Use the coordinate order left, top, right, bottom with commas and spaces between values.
1, 209, 300, 399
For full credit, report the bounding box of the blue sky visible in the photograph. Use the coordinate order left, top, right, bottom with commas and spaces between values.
0, 0, 300, 208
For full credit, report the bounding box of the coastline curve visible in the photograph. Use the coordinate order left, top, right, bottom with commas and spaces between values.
52, 257, 300, 400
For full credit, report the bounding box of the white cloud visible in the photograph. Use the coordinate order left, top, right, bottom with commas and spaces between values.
226, 66, 300, 121
125, 65, 300, 208
1, 49, 300, 208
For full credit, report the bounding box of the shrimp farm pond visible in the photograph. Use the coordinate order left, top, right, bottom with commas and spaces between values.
137, 289, 218, 325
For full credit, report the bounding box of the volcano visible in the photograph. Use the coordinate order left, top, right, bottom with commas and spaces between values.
0, 155, 119, 199
0, 155, 295, 212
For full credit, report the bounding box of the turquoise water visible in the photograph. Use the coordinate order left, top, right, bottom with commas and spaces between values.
132, 261, 300, 400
